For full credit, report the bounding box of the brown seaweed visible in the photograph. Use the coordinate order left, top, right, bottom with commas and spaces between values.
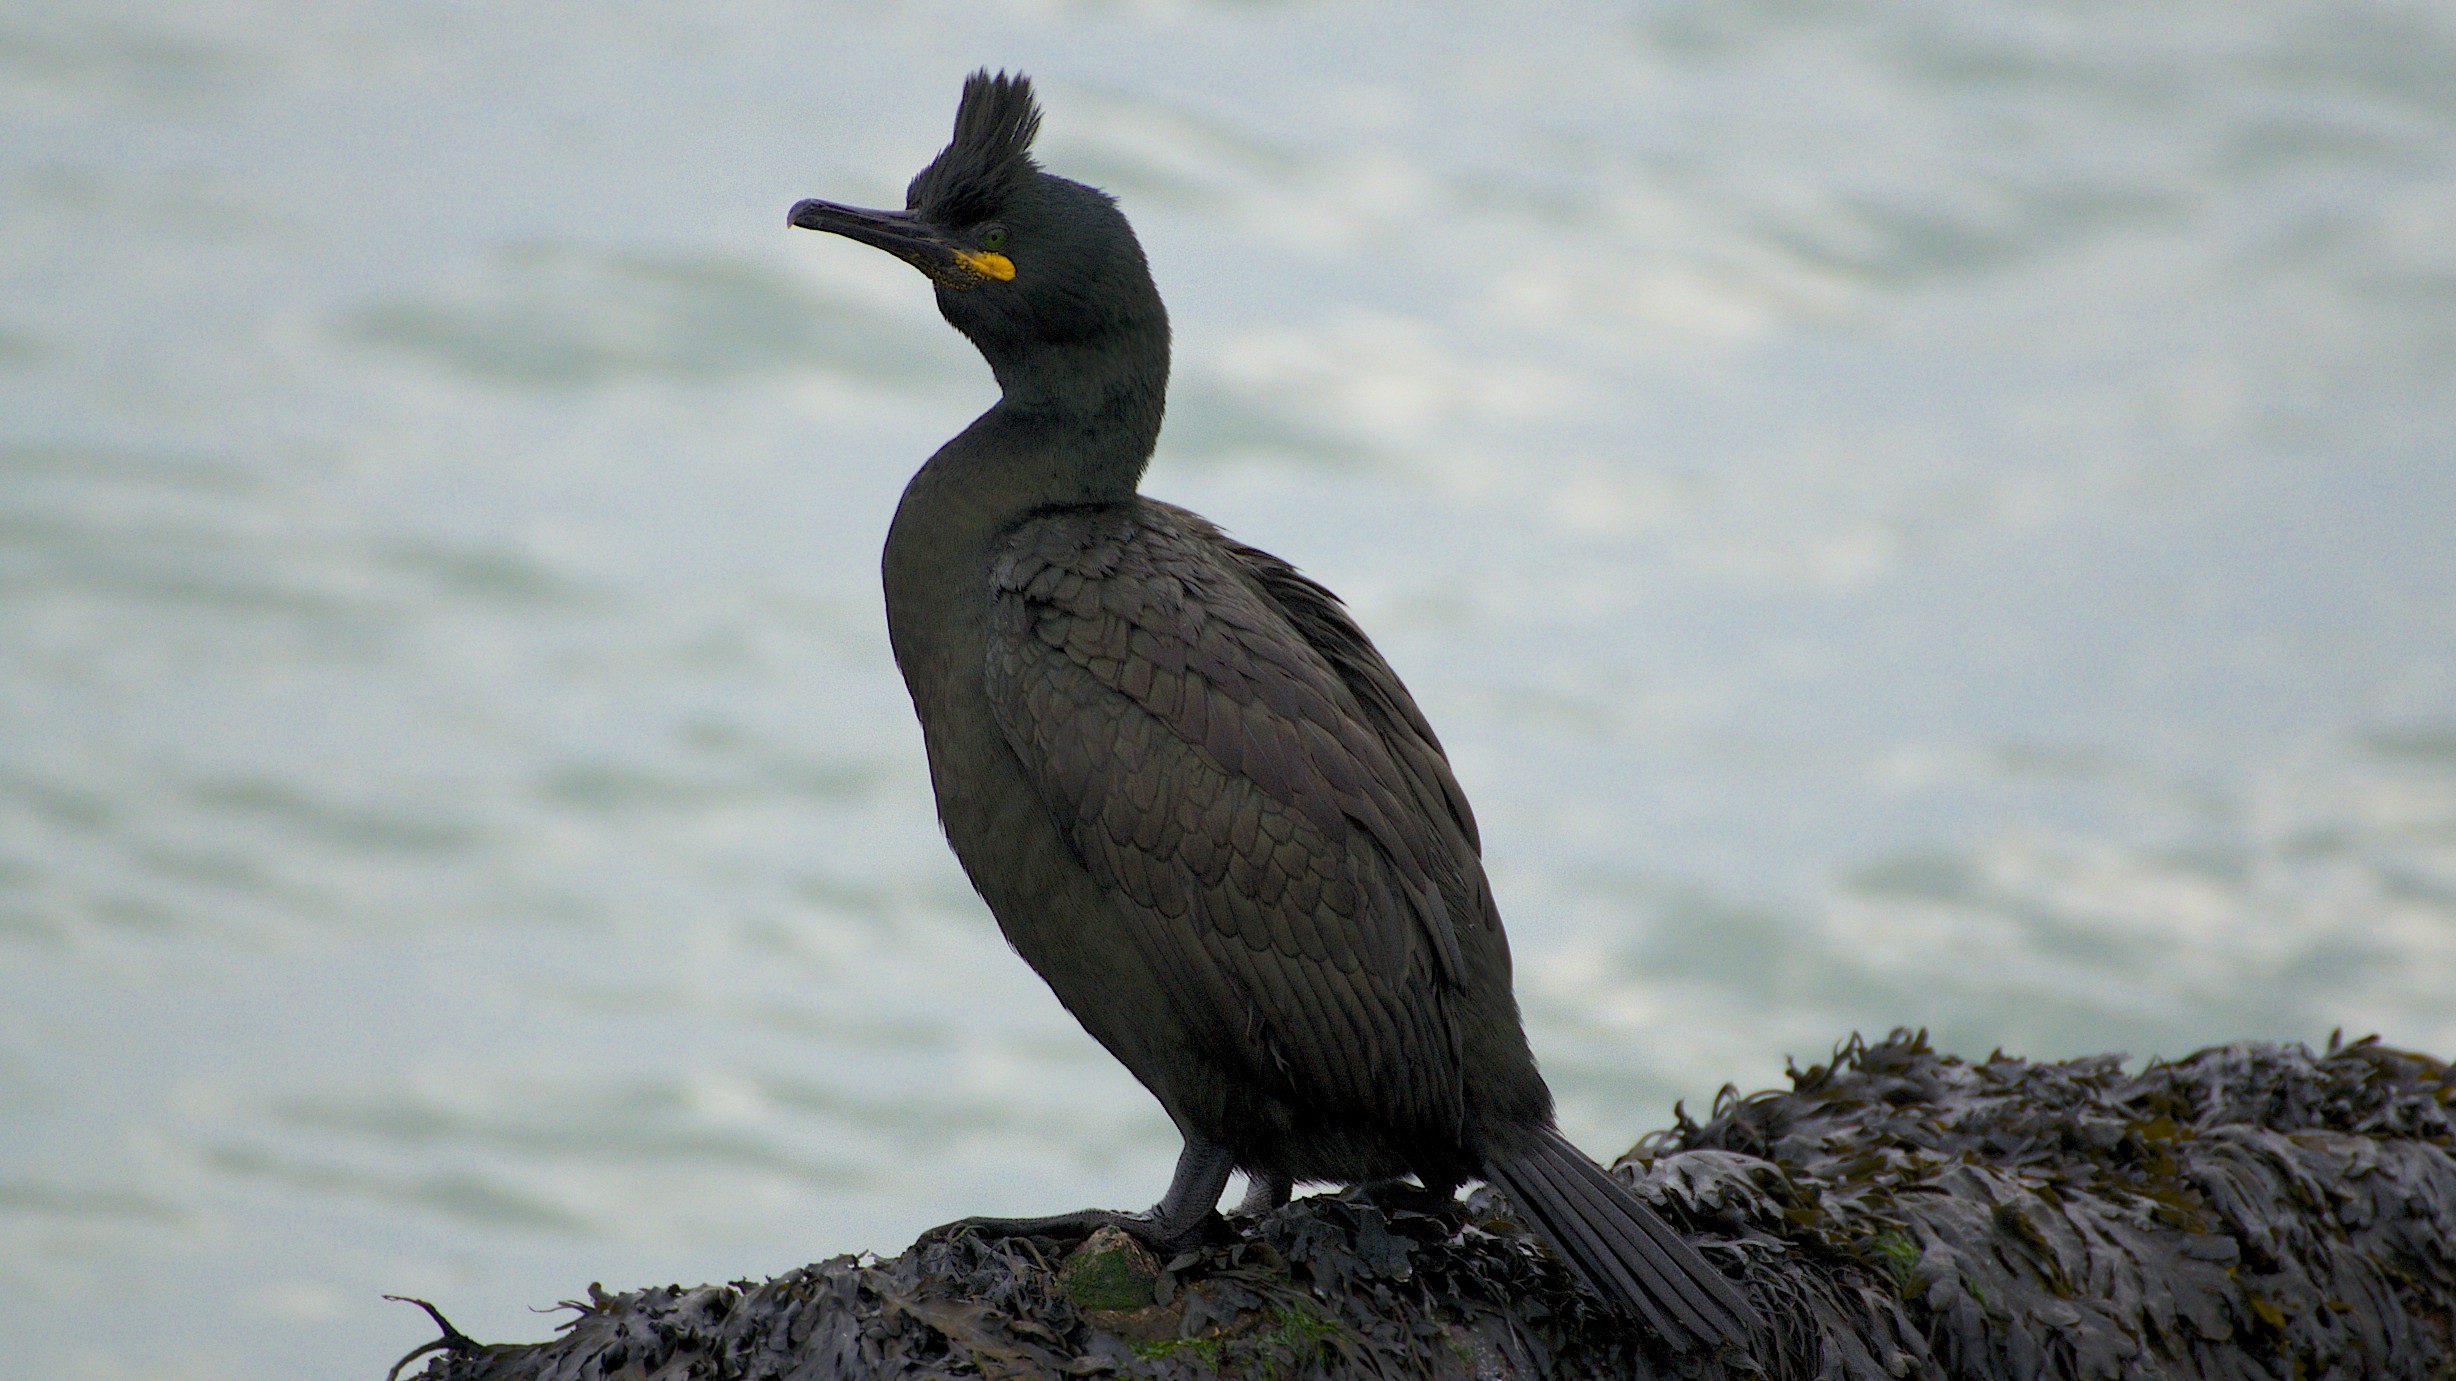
395, 1033, 2456, 1379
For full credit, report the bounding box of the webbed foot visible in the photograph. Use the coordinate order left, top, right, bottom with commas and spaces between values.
919, 1206, 1229, 1253
916, 1137, 1241, 1254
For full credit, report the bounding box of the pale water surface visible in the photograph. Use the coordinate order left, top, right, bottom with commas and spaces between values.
3, 2, 2453, 1377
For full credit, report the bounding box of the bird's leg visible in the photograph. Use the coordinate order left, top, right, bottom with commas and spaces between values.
1140, 1136, 1237, 1243
1234, 1170, 1291, 1216
920, 1138, 1236, 1253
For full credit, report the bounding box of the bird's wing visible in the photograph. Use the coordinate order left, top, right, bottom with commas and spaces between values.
1207, 527, 1485, 861
984, 502, 1478, 1133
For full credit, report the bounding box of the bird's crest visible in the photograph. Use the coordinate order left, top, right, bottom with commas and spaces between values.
907, 70, 1043, 226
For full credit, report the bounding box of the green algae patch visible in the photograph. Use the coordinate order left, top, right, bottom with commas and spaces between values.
1063, 1225, 1161, 1312
1129, 1333, 1223, 1366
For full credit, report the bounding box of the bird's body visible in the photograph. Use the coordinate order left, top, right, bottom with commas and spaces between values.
894, 478, 1544, 1189
793, 70, 1761, 1357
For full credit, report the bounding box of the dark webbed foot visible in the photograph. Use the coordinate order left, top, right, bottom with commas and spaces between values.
917, 1137, 1239, 1254
917, 1208, 1127, 1250
919, 1206, 1231, 1253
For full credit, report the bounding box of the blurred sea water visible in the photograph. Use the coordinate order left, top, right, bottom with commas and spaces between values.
3, 1, 2453, 1376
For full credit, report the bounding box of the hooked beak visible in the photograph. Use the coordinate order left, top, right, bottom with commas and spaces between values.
787, 198, 1014, 289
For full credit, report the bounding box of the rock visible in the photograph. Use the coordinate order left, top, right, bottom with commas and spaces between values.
1063, 1225, 1163, 1312
392, 1032, 2456, 1380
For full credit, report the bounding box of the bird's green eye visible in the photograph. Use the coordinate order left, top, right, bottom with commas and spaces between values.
980, 225, 1009, 250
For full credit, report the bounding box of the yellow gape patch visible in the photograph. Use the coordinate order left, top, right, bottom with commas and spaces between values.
953, 250, 1016, 282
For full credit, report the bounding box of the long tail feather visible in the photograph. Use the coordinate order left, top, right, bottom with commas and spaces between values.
1483, 1127, 1761, 1353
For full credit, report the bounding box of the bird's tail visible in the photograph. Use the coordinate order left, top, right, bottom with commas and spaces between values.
1482, 1127, 1761, 1354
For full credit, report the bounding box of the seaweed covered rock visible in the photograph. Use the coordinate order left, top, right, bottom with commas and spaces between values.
394, 1034, 2456, 1380
1648, 1032, 2456, 1378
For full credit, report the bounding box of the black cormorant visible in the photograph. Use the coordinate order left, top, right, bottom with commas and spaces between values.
788, 70, 1762, 1356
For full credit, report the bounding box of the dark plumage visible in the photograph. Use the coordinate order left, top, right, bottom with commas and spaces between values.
788, 70, 1762, 1357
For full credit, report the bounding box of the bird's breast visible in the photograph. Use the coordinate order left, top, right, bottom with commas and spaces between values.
880, 468, 1107, 947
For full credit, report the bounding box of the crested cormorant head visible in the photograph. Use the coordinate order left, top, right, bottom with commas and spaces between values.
790, 71, 1168, 395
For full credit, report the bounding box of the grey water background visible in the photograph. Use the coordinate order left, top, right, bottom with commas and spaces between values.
4, 0, 2453, 1375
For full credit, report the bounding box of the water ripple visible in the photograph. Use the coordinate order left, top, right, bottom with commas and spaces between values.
341, 244, 967, 390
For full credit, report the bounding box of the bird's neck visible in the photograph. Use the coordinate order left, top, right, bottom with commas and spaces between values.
982, 327, 1170, 496
881, 330, 1168, 696
900, 326, 1168, 537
